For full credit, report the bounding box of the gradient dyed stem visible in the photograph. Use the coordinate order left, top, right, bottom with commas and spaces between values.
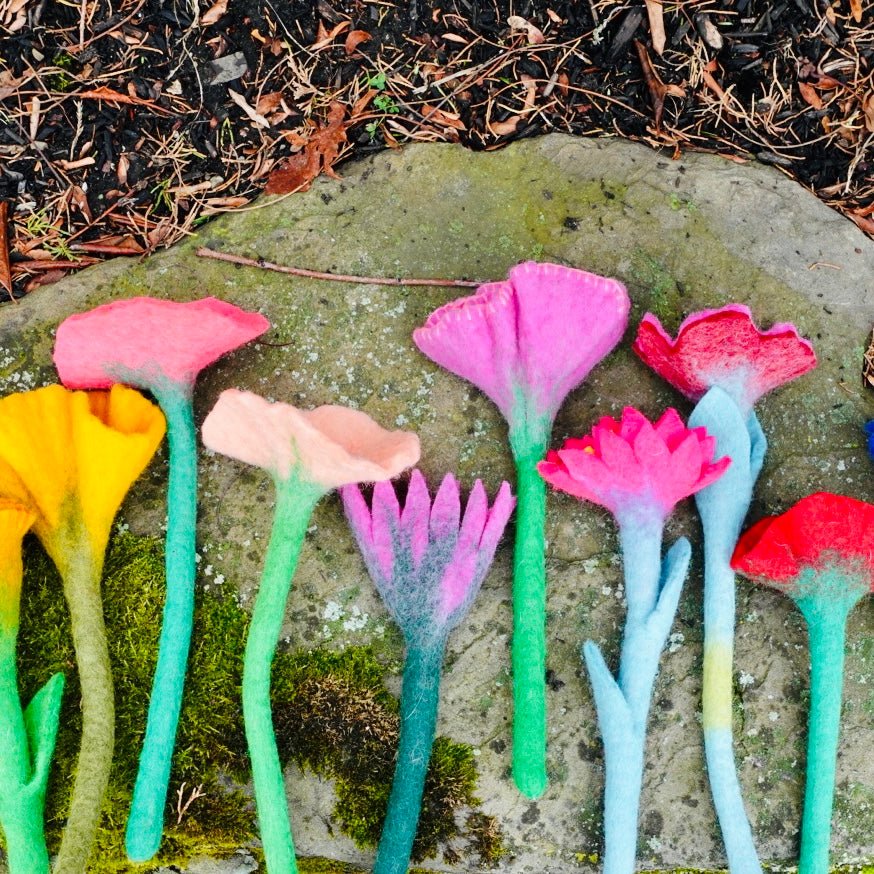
373, 640, 445, 874
54, 542, 113, 874
795, 586, 862, 874
509, 425, 550, 799
0, 631, 51, 874
244, 475, 321, 874
126, 383, 198, 862
691, 388, 764, 874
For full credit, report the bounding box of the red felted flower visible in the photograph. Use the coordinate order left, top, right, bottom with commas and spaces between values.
537, 407, 729, 524
633, 304, 815, 412
731, 492, 874, 586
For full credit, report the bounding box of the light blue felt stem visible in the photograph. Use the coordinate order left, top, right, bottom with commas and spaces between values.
373, 639, 446, 874
794, 574, 865, 874
583, 526, 690, 874
690, 386, 765, 874
244, 474, 321, 874
126, 383, 199, 862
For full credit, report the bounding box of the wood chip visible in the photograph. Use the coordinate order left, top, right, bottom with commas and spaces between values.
694, 13, 723, 50
644, 0, 666, 56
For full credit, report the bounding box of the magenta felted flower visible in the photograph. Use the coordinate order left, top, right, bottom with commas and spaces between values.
54, 296, 270, 391
342, 470, 515, 639
538, 407, 730, 524
413, 261, 630, 432
633, 304, 816, 412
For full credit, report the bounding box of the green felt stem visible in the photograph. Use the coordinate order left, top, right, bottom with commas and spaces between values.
795, 581, 864, 874
126, 383, 198, 862
373, 641, 445, 874
243, 474, 321, 874
54, 544, 113, 874
509, 427, 550, 799
0, 628, 51, 874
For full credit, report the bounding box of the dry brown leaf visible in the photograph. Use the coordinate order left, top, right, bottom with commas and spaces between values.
864, 329, 874, 388
488, 116, 521, 136
24, 270, 67, 292
350, 87, 377, 117
344, 30, 371, 55
507, 15, 545, 44
227, 89, 271, 128
0, 201, 12, 299
441, 32, 469, 44
76, 86, 174, 114
851, 212, 874, 236
311, 20, 350, 50
66, 185, 93, 222
546, 8, 563, 23
420, 105, 466, 130
863, 91, 874, 133
520, 74, 537, 113
849, 0, 863, 22
634, 39, 685, 131
265, 102, 348, 195
201, 0, 228, 26
256, 91, 284, 115
644, 0, 666, 56
799, 81, 824, 110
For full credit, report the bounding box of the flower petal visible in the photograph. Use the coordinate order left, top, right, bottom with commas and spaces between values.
400, 469, 431, 568
429, 473, 461, 541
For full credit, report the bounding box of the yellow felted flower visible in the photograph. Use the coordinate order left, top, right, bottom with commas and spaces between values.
0, 498, 35, 626
0, 384, 165, 569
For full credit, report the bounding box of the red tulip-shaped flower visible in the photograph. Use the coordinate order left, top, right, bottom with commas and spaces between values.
732, 493, 873, 874
53, 297, 269, 862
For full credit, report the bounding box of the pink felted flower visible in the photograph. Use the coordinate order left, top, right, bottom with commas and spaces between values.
633, 304, 815, 412
413, 261, 630, 431
54, 297, 270, 391
201, 389, 421, 489
538, 407, 730, 523
342, 470, 515, 636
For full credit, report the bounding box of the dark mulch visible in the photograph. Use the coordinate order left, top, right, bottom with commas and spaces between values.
0, 0, 871, 296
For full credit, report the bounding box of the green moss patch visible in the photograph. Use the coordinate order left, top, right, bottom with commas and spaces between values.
13, 532, 500, 871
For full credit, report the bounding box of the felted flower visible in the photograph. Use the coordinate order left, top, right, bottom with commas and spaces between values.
342, 471, 513, 874
202, 388, 421, 489
0, 383, 164, 874
202, 388, 419, 874
54, 297, 269, 862
0, 384, 165, 567
865, 421, 874, 460
732, 493, 872, 874
538, 407, 729, 524
633, 304, 816, 413
342, 470, 514, 640
53, 296, 270, 393
413, 261, 630, 434
0, 499, 64, 874
731, 492, 874, 590
414, 261, 630, 799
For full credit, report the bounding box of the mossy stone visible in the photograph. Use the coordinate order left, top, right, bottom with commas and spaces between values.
0, 134, 873, 871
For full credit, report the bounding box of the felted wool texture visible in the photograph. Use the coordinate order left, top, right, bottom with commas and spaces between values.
689, 386, 766, 874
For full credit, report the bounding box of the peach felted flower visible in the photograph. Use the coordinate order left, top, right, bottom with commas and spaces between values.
414, 261, 630, 798
53, 297, 269, 861
0, 384, 165, 874
202, 389, 419, 874
0, 500, 64, 874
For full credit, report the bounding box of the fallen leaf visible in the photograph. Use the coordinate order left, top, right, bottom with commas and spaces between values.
864, 328, 874, 389
850, 213, 874, 236
420, 104, 466, 130
311, 20, 350, 50
351, 87, 377, 116
863, 91, 874, 133
66, 185, 93, 222
507, 15, 545, 44
634, 39, 685, 131
849, 0, 862, 22
25, 270, 67, 292
227, 89, 271, 128
488, 115, 521, 136
0, 201, 12, 299
76, 86, 174, 114
344, 30, 371, 54
644, 0, 666, 55
798, 81, 824, 109
255, 91, 284, 115
200, 0, 228, 26
265, 101, 348, 194
441, 32, 469, 44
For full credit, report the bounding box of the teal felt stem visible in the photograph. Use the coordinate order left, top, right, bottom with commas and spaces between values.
584, 526, 689, 874
509, 422, 550, 799
373, 639, 446, 874
690, 387, 765, 874
126, 382, 198, 862
794, 575, 865, 874
243, 473, 321, 874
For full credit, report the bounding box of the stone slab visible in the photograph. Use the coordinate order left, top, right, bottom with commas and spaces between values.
1, 134, 873, 872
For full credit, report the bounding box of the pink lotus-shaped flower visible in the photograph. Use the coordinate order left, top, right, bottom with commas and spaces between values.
413, 261, 630, 432
202, 389, 421, 490
538, 407, 730, 523
342, 470, 514, 638
633, 304, 815, 413
54, 296, 270, 392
